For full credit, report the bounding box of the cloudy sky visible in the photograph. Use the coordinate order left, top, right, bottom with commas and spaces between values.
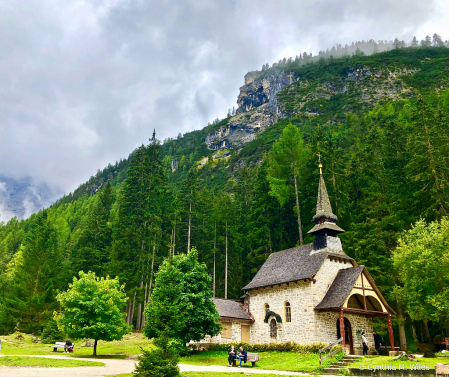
0, 0, 448, 198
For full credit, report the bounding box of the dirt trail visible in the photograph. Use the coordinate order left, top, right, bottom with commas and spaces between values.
0, 355, 339, 376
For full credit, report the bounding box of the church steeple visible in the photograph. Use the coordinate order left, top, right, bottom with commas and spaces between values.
308, 154, 346, 255
313, 157, 338, 223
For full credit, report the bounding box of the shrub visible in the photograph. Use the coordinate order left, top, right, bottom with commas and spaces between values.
41, 320, 65, 344
134, 348, 179, 377
208, 341, 327, 353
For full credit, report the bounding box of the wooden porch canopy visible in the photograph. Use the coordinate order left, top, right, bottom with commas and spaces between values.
315, 266, 396, 350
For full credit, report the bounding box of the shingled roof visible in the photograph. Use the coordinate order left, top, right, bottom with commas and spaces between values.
315, 266, 364, 310
308, 222, 345, 234
313, 173, 338, 222
242, 243, 328, 290
212, 298, 252, 320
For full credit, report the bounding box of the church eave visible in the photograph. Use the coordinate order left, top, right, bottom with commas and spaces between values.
308, 222, 345, 234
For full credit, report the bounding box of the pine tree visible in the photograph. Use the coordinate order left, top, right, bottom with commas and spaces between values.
73, 182, 114, 276
267, 123, 308, 245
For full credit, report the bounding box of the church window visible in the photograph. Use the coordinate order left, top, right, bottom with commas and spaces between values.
264, 304, 270, 315
285, 302, 291, 322
270, 319, 277, 339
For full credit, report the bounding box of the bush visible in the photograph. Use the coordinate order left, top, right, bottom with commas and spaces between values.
41, 320, 65, 344
208, 341, 327, 353
134, 348, 179, 377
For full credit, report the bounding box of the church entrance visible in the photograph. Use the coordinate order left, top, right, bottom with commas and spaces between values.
336, 318, 353, 354
270, 319, 277, 339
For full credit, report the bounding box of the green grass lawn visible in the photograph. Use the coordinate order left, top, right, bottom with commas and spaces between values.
347, 355, 447, 370
0, 356, 104, 367
111, 374, 309, 377
181, 373, 311, 377
0, 332, 153, 357
179, 350, 343, 373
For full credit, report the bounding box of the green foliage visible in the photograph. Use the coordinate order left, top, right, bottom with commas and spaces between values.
143, 249, 220, 349
1, 47, 449, 341
208, 341, 327, 353
40, 319, 65, 344
55, 271, 131, 355
0, 210, 66, 334
267, 123, 308, 244
393, 217, 449, 327
134, 348, 179, 377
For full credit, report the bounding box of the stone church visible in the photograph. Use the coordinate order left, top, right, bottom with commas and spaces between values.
205, 161, 396, 355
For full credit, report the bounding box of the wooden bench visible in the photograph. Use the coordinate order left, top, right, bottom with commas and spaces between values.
52, 342, 75, 352
232, 352, 259, 367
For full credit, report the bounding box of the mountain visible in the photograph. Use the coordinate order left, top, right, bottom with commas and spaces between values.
56, 46, 449, 204
1, 45, 449, 337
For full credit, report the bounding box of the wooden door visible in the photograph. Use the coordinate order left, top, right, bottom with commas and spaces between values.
241, 324, 250, 343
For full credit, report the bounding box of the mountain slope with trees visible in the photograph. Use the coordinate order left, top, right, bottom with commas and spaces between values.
0, 40, 449, 349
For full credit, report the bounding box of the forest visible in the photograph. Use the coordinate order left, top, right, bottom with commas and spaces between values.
0, 43, 448, 352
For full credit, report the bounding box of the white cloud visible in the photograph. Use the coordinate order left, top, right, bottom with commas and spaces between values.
0, 0, 444, 197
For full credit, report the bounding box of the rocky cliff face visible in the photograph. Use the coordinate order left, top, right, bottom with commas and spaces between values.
236, 70, 298, 114
205, 70, 298, 152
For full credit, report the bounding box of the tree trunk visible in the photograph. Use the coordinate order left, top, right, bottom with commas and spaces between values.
213, 221, 216, 297
149, 245, 156, 293
129, 292, 136, 328
127, 299, 132, 325
293, 165, 303, 245
421, 107, 447, 215
411, 321, 419, 343
93, 339, 98, 356
423, 320, 431, 343
173, 220, 176, 255
136, 279, 143, 330
332, 157, 338, 215
187, 191, 192, 253
225, 222, 228, 299
397, 303, 408, 351
142, 274, 148, 329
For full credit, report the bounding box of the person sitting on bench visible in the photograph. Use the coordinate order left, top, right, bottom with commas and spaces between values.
236, 346, 247, 367
228, 345, 236, 367
64, 339, 73, 353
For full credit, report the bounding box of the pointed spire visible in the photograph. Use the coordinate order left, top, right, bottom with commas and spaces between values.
313, 154, 337, 223
308, 154, 346, 255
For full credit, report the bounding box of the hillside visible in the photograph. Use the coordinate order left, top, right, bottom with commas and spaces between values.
1, 46, 449, 340
55, 47, 449, 203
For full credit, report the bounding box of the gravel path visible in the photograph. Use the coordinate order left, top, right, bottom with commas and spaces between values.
0, 355, 339, 376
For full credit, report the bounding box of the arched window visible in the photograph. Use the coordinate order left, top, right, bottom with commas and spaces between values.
270, 319, 277, 339
285, 302, 291, 322
264, 303, 270, 315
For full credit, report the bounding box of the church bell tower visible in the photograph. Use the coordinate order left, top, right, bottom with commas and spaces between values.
308, 155, 346, 256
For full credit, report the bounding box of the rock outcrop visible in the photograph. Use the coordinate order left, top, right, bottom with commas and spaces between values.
236, 70, 298, 114
205, 70, 298, 151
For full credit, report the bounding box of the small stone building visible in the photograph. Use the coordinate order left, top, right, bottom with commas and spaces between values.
209, 163, 396, 355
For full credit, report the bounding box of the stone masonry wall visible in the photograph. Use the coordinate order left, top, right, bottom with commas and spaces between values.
248, 256, 353, 344
315, 311, 374, 354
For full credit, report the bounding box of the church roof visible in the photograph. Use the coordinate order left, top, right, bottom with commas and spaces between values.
242, 243, 328, 290
313, 173, 338, 222
315, 266, 396, 314
212, 298, 252, 320
307, 222, 345, 234
315, 266, 364, 310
